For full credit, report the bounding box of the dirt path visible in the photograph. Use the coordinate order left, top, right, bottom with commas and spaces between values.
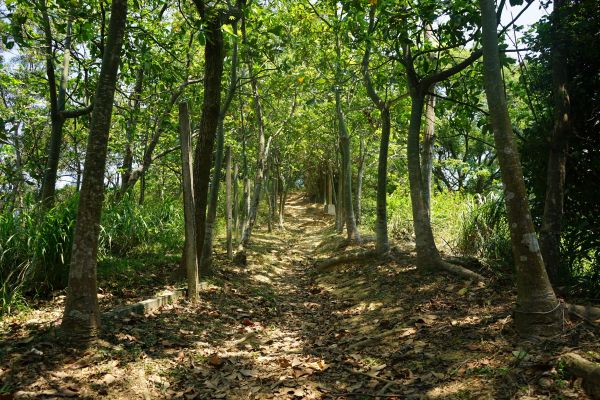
0, 195, 595, 399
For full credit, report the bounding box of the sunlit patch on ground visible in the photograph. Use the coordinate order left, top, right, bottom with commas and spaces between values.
0, 194, 596, 399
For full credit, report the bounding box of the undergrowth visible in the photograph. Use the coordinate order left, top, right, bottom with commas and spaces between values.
0, 190, 184, 316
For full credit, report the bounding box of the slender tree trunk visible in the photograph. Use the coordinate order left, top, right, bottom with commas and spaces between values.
421, 93, 436, 213
179, 102, 199, 302
272, 159, 278, 228
199, 22, 238, 274
120, 65, 144, 195
61, 0, 127, 340
226, 146, 233, 259
336, 161, 344, 234
407, 87, 442, 267
199, 117, 225, 274
193, 17, 224, 264
362, 5, 390, 254
40, 18, 70, 208
375, 107, 391, 253
238, 74, 267, 248
265, 160, 273, 233
124, 78, 200, 195
278, 167, 285, 229
356, 134, 365, 225
138, 173, 146, 205
480, 0, 562, 337
421, 24, 436, 214
233, 161, 239, 237
539, 0, 572, 285
336, 91, 360, 240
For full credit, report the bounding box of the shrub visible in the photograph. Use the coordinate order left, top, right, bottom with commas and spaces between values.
0, 195, 78, 314
456, 193, 513, 272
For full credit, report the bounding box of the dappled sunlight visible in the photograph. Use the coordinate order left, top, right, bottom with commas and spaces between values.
1, 194, 595, 399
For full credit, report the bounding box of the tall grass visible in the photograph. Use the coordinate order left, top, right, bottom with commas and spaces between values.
0, 195, 78, 314
0, 191, 184, 316
456, 193, 512, 271
387, 187, 470, 248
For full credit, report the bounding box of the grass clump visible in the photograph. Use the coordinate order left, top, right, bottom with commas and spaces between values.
456, 193, 512, 272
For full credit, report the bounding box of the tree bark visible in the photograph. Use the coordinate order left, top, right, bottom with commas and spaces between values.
421, 93, 436, 213
479, 0, 562, 337
407, 86, 442, 267
421, 24, 436, 214
123, 77, 201, 194
120, 64, 144, 195
192, 15, 224, 265
238, 69, 267, 249
199, 22, 238, 273
362, 4, 390, 255
232, 161, 239, 236
61, 0, 127, 340
39, 15, 92, 208
336, 160, 344, 234
226, 146, 233, 259
335, 90, 360, 241
179, 102, 199, 302
356, 134, 365, 225
539, 0, 572, 285
39, 16, 69, 209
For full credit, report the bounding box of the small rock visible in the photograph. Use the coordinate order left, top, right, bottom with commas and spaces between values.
103, 373, 116, 385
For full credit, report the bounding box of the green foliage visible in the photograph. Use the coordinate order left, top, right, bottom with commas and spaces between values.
99, 193, 184, 257
0, 191, 184, 316
456, 193, 512, 272
0, 194, 78, 315
387, 188, 471, 248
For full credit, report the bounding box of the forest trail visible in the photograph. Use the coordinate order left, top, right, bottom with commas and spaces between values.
0, 194, 594, 399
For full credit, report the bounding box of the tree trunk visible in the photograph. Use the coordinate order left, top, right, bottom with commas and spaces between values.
420, 24, 436, 214
61, 0, 127, 340
421, 93, 436, 213
233, 161, 239, 237
40, 17, 70, 209
179, 101, 199, 302
124, 78, 200, 195
356, 134, 365, 225
278, 169, 286, 229
265, 160, 273, 233
199, 117, 225, 274
226, 146, 233, 259
336, 90, 360, 241
238, 75, 266, 248
362, 5, 390, 254
407, 87, 442, 268
199, 23, 238, 274
193, 17, 224, 264
479, 0, 562, 337
336, 160, 344, 234
120, 65, 144, 195
375, 107, 391, 254
539, 0, 572, 285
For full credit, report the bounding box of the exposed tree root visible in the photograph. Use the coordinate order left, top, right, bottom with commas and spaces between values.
435, 258, 487, 283
314, 243, 486, 283
565, 303, 600, 326
314, 249, 380, 271
561, 352, 600, 399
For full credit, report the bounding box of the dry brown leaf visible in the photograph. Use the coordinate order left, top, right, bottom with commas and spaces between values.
208, 354, 224, 368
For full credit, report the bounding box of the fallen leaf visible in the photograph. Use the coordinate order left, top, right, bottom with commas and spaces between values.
208, 354, 224, 367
